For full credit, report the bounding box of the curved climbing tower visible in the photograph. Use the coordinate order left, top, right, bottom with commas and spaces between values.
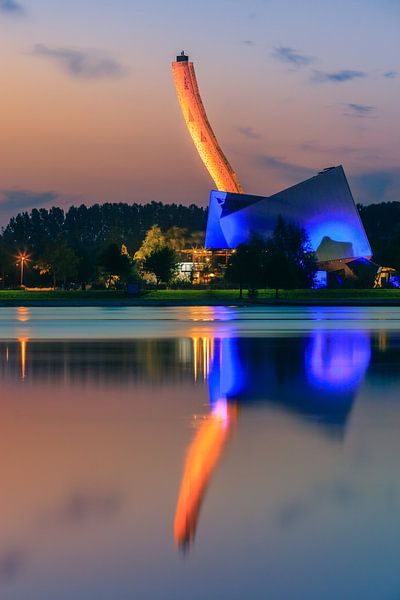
172, 51, 243, 194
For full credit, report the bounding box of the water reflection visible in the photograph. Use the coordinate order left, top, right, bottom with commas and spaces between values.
19, 338, 27, 380
305, 331, 371, 392
174, 330, 374, 548
16, 306, 30, 322
3, 322, 400, 599
2, 328, 400, 565
208, 333, 371, 430
173, 401, 238, 549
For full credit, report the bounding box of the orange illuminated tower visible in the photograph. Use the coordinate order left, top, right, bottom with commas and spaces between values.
172, 51, 243, 194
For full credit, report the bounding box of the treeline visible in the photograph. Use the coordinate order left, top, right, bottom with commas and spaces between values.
358, 202, 400, 270
0, 202, 206, 287
1, 199, 400, 288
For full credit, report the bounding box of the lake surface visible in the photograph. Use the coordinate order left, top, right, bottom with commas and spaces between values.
1, 306, 400, 599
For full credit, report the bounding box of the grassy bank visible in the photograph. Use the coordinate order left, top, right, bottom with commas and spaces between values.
144, 288, 400, 301
0, 289, 126, 301
0, 288, 400, 306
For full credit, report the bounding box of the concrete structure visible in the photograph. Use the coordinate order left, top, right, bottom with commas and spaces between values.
172, 52, 243, 194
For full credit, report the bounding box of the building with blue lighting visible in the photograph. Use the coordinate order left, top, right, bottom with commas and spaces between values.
205, 165, 374, 285
205, 166, 371, 261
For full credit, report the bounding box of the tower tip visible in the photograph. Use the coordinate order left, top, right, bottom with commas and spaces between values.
176, 50, 189, 62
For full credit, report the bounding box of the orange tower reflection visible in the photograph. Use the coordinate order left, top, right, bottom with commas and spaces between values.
174, 334, 237, 549
174, 401, 237, 549
19, 338, 28, 380
172, 52, 243, 194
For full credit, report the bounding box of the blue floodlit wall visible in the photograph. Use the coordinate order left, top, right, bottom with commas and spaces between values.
205, 166, 372, 262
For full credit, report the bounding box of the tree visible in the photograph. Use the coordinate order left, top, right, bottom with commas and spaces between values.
41, 239, 79, 288
225, 237, 266, 298
0, 238, 13, 288
143, 246, 177, 288
264, 217, 317, 296
97, 243, 133, 288
263, 249, 294, 298
165, 226, 189, 251
2, 202, 207, 286
134, 225, 167, 261
376, 223, 400, 272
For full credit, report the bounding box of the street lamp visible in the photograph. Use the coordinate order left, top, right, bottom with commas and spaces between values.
17, 253, 29, 287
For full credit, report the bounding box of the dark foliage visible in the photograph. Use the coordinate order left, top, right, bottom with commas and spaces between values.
225, 218, 317, 296
225, 236, 266, 298
143, 246, 177, 287
2, 202, 205, 254
97, 243, 134, 287
41, 239, 79, 287
1, 202, 206, 286
264, 216, 317, 295
358, 202, 400, 270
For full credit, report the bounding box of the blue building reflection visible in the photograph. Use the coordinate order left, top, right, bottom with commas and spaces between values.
208, 331, 371, 432
305, 331, 371, 392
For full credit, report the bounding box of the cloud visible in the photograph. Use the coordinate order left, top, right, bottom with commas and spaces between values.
343, 103, 376, 118
277, 479, 361, 530
53, 490, 122, 526
297, 141, 358, 156
31, 44, 127, 80
0, 0, 24, 14
384, 71, 398, 79
277, 500, 308, 527
236, 126, 261, 139
352, 168, 400, 204
0, 548, 26, 582
312, 69, 366, 83
255, 154, 315, 182
272, 46, 315, 67
0, 189, 58, 213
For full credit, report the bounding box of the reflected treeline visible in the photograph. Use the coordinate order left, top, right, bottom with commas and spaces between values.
1, 331, 399, 404
0, 339, 197, 387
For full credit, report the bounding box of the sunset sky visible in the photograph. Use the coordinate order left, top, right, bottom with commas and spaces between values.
0, 0, 399, 224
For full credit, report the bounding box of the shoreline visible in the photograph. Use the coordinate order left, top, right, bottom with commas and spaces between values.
1, 298, 400, 307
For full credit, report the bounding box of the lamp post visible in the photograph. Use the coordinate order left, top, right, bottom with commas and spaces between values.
18, 254, 28, 287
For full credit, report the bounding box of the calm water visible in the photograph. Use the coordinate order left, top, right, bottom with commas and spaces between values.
1, 306, 400, 599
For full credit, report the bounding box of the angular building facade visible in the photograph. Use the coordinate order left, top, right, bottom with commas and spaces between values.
205, 166, 372, 263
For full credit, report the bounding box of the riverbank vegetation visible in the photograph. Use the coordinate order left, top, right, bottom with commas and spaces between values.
1, 200, 400, 293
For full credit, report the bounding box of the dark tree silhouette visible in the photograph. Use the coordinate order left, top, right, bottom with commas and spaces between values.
143, 247, 177, 288
41, 239, 79, 288
97, 243, 133, 287
225, 237, 266, 298
0, 238, 13, 288
225, 219, 316, 297
264, 217, 317, 296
